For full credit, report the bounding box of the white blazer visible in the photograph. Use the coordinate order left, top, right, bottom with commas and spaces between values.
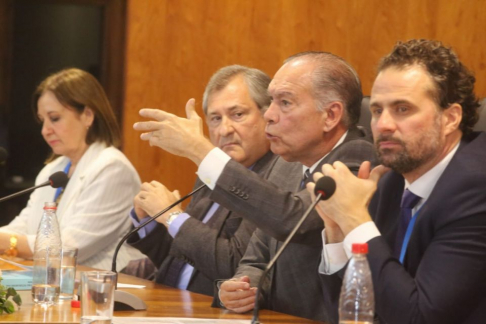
0, 142, 145, 271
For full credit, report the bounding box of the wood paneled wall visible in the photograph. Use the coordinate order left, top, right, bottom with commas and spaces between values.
123, 0, 486, 195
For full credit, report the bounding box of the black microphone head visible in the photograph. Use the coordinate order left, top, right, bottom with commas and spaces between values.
314, 176, 336, 201
0, 147, 7, 163
49, 171, 69, 188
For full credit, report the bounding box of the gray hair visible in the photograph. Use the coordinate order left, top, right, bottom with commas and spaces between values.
285, 52, 363, 127
202, 65, 271, 115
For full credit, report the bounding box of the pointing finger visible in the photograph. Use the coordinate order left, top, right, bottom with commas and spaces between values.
134, 120, 165, 131
139, 108, 173, 121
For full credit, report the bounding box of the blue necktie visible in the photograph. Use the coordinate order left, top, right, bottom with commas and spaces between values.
394, 189, 421, 259
300, 169, 312, 189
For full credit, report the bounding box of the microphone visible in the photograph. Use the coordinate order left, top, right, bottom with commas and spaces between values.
111, 184, 206, 311
251, 176, 336, 324
0, 171, 69, 203
0, 147, 7, 164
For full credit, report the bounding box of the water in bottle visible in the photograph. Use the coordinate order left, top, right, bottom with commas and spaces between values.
339, 243, 374, 324
31, 202, 62, 307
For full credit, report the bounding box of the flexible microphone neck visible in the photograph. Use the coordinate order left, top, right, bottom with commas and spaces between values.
110, 185, 205, 311
111, 184, 206, 276
0, 182, 49, 204
251, 176, 336, 324
251, 192, 322, 324
0, 171, 68, 204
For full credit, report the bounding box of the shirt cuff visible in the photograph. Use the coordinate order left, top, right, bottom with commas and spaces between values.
343, 221, 381, 259
197, 147, 231, 190
168, 213, 191, 238
319, 229, 348, 275
129, 208, 158, 239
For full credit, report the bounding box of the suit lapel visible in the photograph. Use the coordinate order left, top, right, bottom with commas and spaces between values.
56, 143, 106, 224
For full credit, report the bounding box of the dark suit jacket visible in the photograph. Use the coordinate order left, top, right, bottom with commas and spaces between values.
128, 151, 277, 296
321, 132, 486, 324
212, 128, 376, 321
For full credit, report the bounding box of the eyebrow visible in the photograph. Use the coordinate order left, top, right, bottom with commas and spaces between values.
208, 105, 246, 115
370, 99, 413, 108
37, 110, 58, 118
270, 90, 295, 98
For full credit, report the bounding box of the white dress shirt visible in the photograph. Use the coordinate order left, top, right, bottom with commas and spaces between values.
199, 131, 348, 189
319, 143, 460, 274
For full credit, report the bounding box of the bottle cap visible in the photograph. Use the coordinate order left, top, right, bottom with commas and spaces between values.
43, 202, 57, 210
352, 243, 368, 254
71, 295, 81, 308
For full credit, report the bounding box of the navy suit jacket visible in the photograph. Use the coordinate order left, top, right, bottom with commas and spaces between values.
322, 132, 486, 324
369, 132, 486, 324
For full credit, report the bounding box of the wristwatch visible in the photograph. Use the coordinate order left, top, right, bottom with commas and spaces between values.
166, 211, 182, 226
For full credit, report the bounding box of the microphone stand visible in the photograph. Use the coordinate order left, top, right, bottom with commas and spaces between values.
111, 184, 205, 311
0, 182, 50, 203
251, 192, 323, 324
251, 175, 335, 323
0, 171, 68, 203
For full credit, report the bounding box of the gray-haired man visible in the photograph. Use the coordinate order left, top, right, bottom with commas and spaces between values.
128, 65, 276, 296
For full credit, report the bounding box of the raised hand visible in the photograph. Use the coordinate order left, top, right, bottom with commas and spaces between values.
307, 161, 389, 237
133, 98, 215, 165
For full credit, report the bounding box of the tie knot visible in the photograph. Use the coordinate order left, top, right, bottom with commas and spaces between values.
304, 169, 311, 181
401, 189, 421, 209
300, 169, 312, 189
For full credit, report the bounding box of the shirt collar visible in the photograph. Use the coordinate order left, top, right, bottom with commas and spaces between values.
303, 131, 348, 176
406, 142, 460, 203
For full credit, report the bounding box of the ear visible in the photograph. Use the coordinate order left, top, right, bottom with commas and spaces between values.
442, 103, 462, 135
83, 106, 95, 127
322, 102, 344, 132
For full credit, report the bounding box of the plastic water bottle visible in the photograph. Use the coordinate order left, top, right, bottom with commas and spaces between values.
339, 243, 374, 324
31, 202, 62, 307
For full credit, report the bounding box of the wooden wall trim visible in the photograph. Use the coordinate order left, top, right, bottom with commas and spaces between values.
123, 0, 486, 195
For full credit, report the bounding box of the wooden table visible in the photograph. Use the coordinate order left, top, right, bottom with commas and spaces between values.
0, 261, 326, 323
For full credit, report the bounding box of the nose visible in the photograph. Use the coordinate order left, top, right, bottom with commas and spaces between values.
264, 101, 279, 124
41, 120, 52, 137
218, 117, 235, 137
372, 109, 396, 135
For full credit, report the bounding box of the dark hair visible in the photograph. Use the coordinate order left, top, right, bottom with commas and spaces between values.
285, 51, 363, 127
202, 65, 271, 115
377, 39, 480, 135
33, 68, 121, 161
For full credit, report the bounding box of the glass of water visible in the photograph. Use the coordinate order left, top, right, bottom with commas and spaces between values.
59, 246, 78, 300
80, 271, 116, 324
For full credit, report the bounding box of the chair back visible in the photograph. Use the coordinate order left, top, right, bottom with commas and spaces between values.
357, 96, 372, 137
473, 98, 486, 132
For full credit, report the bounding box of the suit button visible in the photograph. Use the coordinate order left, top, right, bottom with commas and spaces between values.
229, 186, 235, 192
242, 194, 249, 200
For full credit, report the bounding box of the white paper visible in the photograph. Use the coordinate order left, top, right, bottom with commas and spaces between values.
113, 317, 250, 324
116, 283, 146, 289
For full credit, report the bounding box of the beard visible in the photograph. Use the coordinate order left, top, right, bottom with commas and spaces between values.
375, 117, 442, 174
